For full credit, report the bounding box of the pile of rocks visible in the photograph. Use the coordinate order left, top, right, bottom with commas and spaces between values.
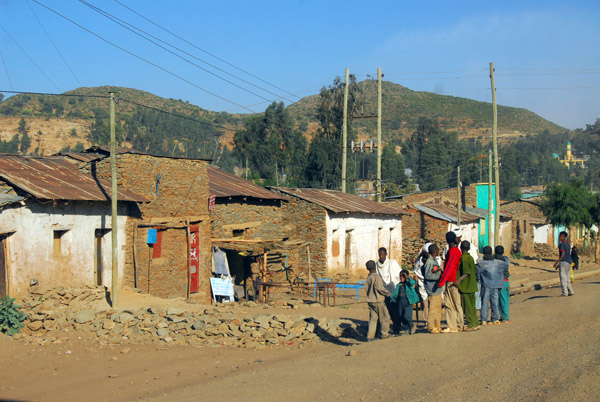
534, 243, 556, 259
14, 286, 362, 349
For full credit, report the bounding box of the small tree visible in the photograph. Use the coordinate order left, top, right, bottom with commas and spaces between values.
540, 179, 594, 229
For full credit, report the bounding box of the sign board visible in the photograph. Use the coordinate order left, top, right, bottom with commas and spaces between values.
208, 194, 216, 211
189, 225, 200, 293
209, 277, 234, 302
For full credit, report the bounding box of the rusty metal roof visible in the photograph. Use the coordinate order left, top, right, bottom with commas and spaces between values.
208, 166, 285, 200
0, 155, 148, 202
414, 202, 480, 224
270, 187, 407, 215
61, 152, 105, 163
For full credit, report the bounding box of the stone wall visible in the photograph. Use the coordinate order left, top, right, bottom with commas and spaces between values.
211, 198, 287, 240
387, 183, 478, 209
280, 197, 328, 278
95, 155, 212, 302
500, 200, 547, 256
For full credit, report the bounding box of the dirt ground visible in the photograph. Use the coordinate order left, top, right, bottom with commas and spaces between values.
1, 259, 599, 402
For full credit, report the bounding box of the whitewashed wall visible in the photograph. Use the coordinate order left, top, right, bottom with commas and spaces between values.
325, 213, 403, 275
533, 224, 552, 244
0, 200, 129, 296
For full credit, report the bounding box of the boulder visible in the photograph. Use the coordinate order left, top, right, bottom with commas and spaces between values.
74, 310, 96, 324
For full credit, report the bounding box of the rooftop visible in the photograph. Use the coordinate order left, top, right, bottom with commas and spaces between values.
0, 155, 148, 202
270, 187, 406, 215
207, 167, 286, 200
412, 202, 480, 224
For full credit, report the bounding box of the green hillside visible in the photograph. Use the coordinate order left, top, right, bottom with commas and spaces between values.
288, 80, 565, 141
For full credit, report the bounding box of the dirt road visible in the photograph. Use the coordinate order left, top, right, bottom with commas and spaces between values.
1, 270, 599, 401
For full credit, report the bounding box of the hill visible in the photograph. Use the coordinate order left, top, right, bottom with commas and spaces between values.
287, 80, 565, 144
0, 82, 565, 158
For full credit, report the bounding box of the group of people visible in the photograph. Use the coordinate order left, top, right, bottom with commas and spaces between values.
365, 229, 576, 340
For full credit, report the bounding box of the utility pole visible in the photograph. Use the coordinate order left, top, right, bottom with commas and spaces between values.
488, 151, 493, 248
457, 165, 461, 226
341, 68, 349, 193
376, 67, 382, 202
109, 92, 118, 307
490, 62, 500, 247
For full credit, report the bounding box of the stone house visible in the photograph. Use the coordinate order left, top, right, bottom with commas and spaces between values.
500, 197, 554, 256
271, 187, 406, 277
400, 202, 483, 264
207, 166, 301, 294
0, 155, 147, 297
86, 148, 214, 302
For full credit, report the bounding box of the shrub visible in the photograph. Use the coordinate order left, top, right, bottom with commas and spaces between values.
0, 295, 27, 336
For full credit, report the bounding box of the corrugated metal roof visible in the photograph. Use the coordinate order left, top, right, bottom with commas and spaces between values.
414, 202, 480, 223
0, 155, 148, 202
0, 193, 24, 207
208, 166, 285, 200
61, 152, 105, 163
270, 187, 407, 215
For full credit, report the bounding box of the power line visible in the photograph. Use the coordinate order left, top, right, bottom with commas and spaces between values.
0, 48, 13, 91
79, 0, 291, 104
497, 72, 600, 76
25, 0, 82, 87
0, 24, 61, 92
113, 0, 299, 100
32, 0, 256, 113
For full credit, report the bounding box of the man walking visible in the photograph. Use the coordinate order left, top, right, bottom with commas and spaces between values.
553, 231, 575, 297
376, 247, 402, 334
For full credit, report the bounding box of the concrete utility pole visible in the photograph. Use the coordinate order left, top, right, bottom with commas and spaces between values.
457, 165, 461, 226
488, 151, 494, 248
341, 68, 349, 193
376, 68, 382, 202
109, 91, 118, 307
490, 62, 500, 247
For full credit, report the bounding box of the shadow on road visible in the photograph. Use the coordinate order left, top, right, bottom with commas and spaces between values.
522, 295, 552, 302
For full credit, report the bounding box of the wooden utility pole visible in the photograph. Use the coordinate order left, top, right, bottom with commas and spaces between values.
490, 62, 500, 246
457, 166, 461, 226
109, 91, 118, 307
341, 68, 349, 193
488, 151, 493, 248
376, 67, 382, 202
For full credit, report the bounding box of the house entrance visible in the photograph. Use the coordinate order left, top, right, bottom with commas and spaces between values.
0, 235, 7, 297
94, 229, 111, 286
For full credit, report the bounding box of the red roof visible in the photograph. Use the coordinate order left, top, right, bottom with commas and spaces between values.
207, 166, 286, 200
270, 187, 407, 215
0, 155, 148, 202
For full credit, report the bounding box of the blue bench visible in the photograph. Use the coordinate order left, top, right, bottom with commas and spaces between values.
335, 280, 366, 301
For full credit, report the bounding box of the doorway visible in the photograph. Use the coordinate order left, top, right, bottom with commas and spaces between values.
0, 235, 7, 298
94, 229, 111, 286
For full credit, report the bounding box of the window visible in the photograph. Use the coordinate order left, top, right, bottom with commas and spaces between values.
53, 230, 69, 257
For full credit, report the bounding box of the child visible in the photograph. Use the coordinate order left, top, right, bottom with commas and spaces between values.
391, 269, 420, 335
365, 260, 390, 340
413, 243, 431, 324
571, 245, 579, 271
477, 246, 509, 325
438, 231, 464, 333
494, 246, 511, 324
454, 241, 479, 331
423, 244, 444, 334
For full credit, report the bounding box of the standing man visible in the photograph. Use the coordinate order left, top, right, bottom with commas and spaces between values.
438, 231, 464, 333
553, 231, 574, 297
376, 247, 402, 334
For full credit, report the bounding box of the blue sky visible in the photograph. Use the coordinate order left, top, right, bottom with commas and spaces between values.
0, 0, 599, 129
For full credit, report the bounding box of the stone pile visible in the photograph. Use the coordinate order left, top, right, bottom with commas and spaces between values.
14, 286, 361, 349
534, 243, 556, 259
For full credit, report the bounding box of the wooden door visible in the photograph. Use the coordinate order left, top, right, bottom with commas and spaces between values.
0, 236, 7, 298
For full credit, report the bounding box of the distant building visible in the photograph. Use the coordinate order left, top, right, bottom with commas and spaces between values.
557, 142, 587, 168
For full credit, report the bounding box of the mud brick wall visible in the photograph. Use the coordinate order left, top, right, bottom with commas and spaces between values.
280, 197, 328, 278
211, 198, 286, 240
95, 155, 212, 301
500, 201, 546, 256
401, 206, 449, 265
387, 183, 478, 209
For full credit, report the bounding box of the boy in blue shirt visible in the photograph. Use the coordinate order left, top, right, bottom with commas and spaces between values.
391, 269, 420, 335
